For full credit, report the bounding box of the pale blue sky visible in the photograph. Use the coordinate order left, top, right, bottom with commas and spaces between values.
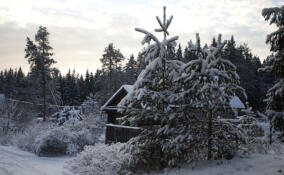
0, 0, 282, 74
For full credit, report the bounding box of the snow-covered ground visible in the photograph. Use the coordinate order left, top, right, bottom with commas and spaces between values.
154, 153, 284, 175
1, 145, 284, 175
0, 145, 73, 175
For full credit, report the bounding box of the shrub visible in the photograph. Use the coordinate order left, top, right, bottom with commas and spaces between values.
51, 106, 84, 125
14, 114, 104, 156
66, 143, 129, 175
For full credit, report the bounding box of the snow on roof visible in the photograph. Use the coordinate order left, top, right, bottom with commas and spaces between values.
230, 96, 245, 109
123, 85, 133, 93
100, 85, 133, 111
106, 123, 141, 130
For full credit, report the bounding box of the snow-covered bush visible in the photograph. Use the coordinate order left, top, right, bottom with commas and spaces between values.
51, 106, 84, 125
238, 116, 264, 138
13, 121, 56, 152
13, 96, 104, 156
267, 110, 284, 139
66, 143, 129, 175
81, 93, 101, 115
0, 100, 26, 138
235, 116, 267, 153
14, 113, 104, 156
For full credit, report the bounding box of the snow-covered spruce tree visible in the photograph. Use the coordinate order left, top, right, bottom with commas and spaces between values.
172, 34, 247, 160
118, 7, 183, 172
259, 5, 284, 141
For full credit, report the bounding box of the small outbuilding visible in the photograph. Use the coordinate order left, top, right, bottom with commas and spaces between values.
101, 85, 133, 124
101, 85, 141, 143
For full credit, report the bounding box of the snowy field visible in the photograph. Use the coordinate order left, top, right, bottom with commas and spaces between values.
1, 145, 284, 175
0, 145, 73, 175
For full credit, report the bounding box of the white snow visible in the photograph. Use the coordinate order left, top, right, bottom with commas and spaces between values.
0, 145, 73, 175
151, 153, 284, 175
230, 96, 245, 109
106, 123, 141, 130
1, 145, 284, 175
123, 85, 133, 93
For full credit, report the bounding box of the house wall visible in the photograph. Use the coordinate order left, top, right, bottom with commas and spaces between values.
105, 124, 141, 144
106, 110, 123, 124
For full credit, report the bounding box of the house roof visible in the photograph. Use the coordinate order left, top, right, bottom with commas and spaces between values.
100, 85, 133, 111
229, 96, 245, 109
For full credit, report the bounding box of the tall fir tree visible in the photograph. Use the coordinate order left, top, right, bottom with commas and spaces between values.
259, 5, 284, 140
119, 6, 184, 171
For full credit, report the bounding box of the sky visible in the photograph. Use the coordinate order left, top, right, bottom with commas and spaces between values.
0, 0, 282, 75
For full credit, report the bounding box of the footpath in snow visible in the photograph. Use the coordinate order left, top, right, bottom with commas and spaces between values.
0, 145, 73, 175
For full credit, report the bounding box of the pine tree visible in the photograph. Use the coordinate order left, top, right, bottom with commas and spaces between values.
175, 44, 183, 61
16, 67, 24, 87
100, 43, 124, 93
211, 37, 217, 47
259, 5, 284, 140
119, 6, 183, 171
183, 38, 200, 62
4, 68, 16, 98
89, 72, 95, 94
174, 34, 246, 160
124, 54, 138, 84
78, 74, 86, 102
25, 26, 56, 121
224, 35, 236, 57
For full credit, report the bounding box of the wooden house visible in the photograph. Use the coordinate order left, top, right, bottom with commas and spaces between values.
101, 85, 245, 144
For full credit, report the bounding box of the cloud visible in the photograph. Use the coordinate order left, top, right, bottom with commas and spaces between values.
0, 0, 282, 74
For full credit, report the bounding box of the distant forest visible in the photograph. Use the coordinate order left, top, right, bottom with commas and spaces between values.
0, 27, 276, 111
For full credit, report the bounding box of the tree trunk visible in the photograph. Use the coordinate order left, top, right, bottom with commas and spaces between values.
43, 78, 46, 122
269, 119, 272, 144
207, 110, 212, 160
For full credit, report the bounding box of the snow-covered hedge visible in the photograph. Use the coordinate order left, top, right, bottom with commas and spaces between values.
66, 143, 129, 175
